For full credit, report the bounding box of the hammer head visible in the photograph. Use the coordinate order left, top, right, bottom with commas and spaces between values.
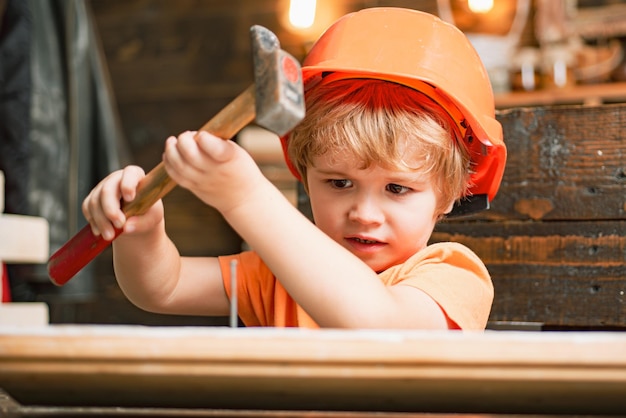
250, 25, 305, 137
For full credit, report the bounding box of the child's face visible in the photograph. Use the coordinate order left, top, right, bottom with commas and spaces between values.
306, 152, 442, 273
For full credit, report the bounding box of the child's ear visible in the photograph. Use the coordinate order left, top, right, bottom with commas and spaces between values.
444, 199, 455, 215
436, 200, 456, 222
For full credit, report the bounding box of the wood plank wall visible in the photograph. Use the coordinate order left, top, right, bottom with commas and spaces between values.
431, 104, 626, 330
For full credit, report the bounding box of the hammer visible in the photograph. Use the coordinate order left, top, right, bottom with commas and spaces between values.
48, 25, 305, 286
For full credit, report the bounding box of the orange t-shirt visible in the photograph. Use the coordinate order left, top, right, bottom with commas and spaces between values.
218, 242, 493, 330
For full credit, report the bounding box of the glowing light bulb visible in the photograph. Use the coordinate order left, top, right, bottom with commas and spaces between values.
289, 0, 317, 29
468, 0, 494, 13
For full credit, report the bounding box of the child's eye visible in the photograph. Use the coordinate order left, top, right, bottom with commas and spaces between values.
386, 183, 410, 195
329, 179, 352, 189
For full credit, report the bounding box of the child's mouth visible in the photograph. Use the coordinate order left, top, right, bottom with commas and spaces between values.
353, 237, 379, 245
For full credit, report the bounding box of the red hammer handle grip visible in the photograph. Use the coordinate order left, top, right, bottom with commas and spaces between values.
48, 224, 122, 286
48, 162, 176, 286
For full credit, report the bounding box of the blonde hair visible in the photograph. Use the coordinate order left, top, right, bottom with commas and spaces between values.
287, 78, 472, 216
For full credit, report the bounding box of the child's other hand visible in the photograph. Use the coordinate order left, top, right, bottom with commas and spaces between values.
163, 131, 265, 213
82, 165, 165, 241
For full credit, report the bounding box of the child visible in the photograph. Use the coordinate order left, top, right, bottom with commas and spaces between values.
82, 7, 506, 330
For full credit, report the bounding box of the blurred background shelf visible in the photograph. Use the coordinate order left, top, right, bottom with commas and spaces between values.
496, 81, 626, 108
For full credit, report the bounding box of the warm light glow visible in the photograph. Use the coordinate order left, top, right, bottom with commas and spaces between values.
468, 0, 494, 13
289, 0, 317, 29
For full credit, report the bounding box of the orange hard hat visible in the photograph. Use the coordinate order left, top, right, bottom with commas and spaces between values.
281, 7, 506, 205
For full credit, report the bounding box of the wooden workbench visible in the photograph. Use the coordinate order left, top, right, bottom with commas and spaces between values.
1, 326, 625, 416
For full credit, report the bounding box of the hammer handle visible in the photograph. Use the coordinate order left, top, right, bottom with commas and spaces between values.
48, 85, 256, 286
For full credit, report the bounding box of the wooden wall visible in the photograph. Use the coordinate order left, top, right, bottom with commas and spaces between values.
431, 104, 626, 330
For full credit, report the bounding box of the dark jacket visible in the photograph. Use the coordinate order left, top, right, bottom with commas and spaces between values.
0, 0, 130, 302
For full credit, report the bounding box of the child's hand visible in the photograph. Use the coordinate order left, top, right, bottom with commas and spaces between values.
163, 130, 266, 214
82, 165, 165, 241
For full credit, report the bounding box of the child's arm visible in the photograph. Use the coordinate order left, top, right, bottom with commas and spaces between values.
82, 163, 230, 317
165, 131, 449, 329
223, 178, 449, 329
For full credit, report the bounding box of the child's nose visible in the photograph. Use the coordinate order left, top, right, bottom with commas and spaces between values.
347, 194, 384, 225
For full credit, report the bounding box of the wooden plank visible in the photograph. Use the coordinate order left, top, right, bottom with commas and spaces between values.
0, 170, 49, 263
0, 304, 49, 327
0, 214, 49, 263
488, 271, 624, 327
477, 104, 626, 221
0, 326, 625, 415
433, 220, 625, 266
0, 389, 548, 418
